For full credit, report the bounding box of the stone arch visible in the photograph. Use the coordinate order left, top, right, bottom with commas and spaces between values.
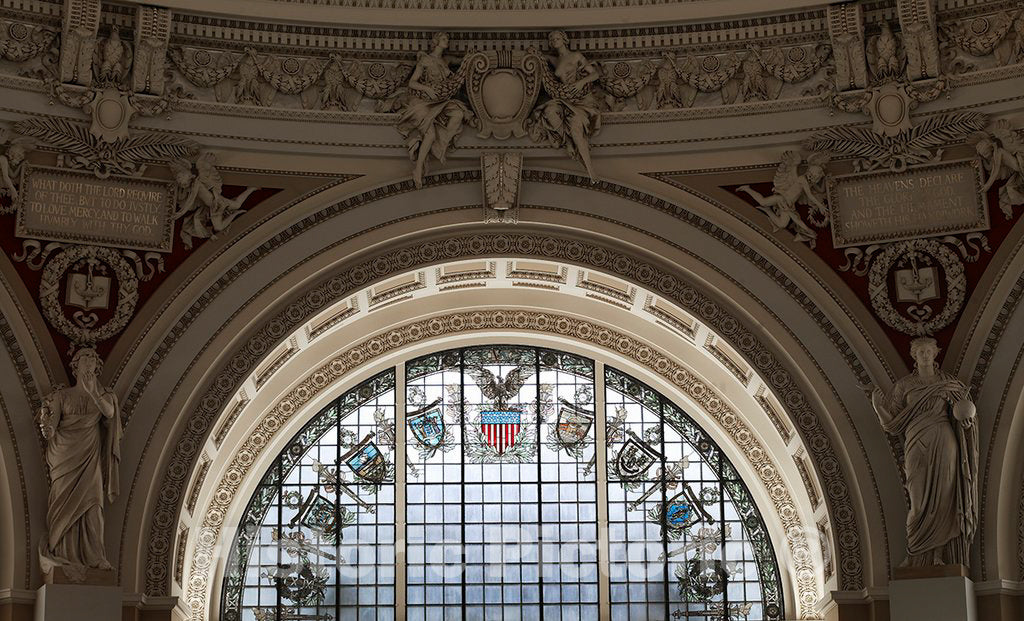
180, 273, 826, 619
111, 173, 892, 610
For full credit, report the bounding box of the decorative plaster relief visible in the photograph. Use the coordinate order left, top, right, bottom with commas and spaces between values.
139, 227, 865, 598
0, 117, 271, 353
131, 7, 171, 96
898, 0, 942, 81
940, 8, 1024, 69
396, 30, 601, 185
828, 3, 869, 92
58, 0, 100, 87
731, 113, 1024, 340
0, 16, 56, 64
481, 152, 523, 223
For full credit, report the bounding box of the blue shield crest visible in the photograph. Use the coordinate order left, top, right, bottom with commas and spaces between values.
408, 400, 445, 449
341, 434, 387, 484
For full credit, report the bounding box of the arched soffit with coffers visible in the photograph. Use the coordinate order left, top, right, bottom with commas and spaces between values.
177, 263, 829, 620
105, 173, 908, 610
960, 240, 1024, 581
0, 268, 49, 594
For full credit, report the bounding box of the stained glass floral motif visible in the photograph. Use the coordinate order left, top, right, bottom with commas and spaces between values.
221, 348, 782, 621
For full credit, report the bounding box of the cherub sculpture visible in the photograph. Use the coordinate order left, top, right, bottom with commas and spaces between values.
971, 120, 1024, 218
0, 130, 31, 212
395, 32, 472, 188
170, 152, 258, 248
528, 30, 602, 182
737, 151, 830, 248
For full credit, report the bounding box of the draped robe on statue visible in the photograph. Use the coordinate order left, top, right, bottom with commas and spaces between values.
39, 387, 121, 578
879, 370, 978, 565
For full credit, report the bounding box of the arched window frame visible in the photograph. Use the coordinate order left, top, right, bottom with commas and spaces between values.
219, 346, 784, 621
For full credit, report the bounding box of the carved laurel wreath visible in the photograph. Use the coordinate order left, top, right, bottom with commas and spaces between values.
39, 245, 139, 344
866, 238, 966, 336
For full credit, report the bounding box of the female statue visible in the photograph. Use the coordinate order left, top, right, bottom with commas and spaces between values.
396, 32, 471, 188
869, 337, 978, 567
530, 30, 601, 182
37, 348, 121, 579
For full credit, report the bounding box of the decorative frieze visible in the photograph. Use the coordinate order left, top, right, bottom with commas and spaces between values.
940, 8, 1024, 68
58, 0, 100, 86
828, 2, 869, 92
0, 16, 56, 63
131, 6, 171, 95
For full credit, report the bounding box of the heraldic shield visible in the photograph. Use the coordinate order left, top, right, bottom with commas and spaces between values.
342, 434, 388, 484
480, 410, 522, 454
664, 486, 708, 531
408, 399, 444, 449
292, 489, 340, 543
555, 399, 595, 447
615, 431, 662, 480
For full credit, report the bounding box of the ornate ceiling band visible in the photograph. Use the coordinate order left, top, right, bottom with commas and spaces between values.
184, 310, 821, 619
974, 256, 1024, 580
139, 227, 865, 597
1, 0, 1021, 137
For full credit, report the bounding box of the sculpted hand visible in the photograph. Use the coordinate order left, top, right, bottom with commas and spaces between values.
37, 408, 54, 440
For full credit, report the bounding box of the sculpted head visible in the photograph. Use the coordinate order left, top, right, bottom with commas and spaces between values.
909, 337, 940, 372
70, 347, 102, 381
806, 164, 825, 184
548, 30, 569, 50
431, 31, 450, 51
7, 144, 25, 164
974, 136, 994, 158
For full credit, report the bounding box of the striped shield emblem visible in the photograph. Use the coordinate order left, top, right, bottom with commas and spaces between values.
480, 410, 522, 454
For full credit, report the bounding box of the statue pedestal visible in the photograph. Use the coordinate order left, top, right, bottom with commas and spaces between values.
36, 569, 121, 621
35, 584, 121, 621
890, 565, 977, 621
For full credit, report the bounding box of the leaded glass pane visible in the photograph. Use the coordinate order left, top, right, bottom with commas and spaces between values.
405, 346, 598, 621
221, 370, 396, 621
605, 367, 782, 621
221, 349, 782, 621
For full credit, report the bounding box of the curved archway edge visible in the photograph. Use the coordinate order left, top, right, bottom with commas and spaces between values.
130, 174, 876, 602
183, 289, 824, 618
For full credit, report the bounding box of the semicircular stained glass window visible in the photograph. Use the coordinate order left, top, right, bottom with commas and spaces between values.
220, 346, 783, 621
